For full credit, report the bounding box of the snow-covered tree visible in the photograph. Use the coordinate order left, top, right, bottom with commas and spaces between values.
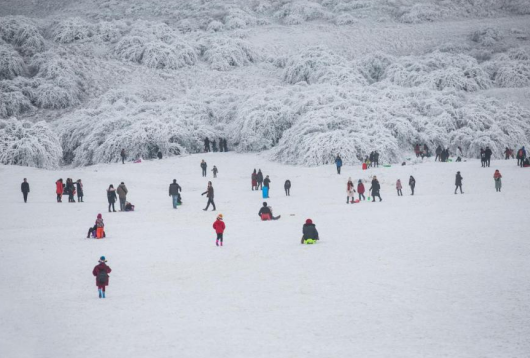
0, 44, 25, 79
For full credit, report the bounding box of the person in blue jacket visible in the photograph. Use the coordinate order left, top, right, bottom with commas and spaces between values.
335, 155, 343, 174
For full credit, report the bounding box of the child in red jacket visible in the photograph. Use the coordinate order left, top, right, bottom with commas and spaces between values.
213, 214, 226, 246
357, 180, 365, 201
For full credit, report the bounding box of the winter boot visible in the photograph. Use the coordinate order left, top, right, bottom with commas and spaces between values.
216, 240, 219, 246
102, 291, 105, 298
346, 197, 349, 204
220, 241, 223, 246
98, 289, 102, 298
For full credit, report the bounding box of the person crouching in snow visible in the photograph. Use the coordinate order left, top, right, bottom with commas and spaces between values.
396, 179, 403, 196
357, 180, 365, 201
93, 256, 111, 298
213, 214, 225, 246
301, 219, 319, 244
346, 177, 356, 203
258, 202, 280, 220
493, 170, 502, 192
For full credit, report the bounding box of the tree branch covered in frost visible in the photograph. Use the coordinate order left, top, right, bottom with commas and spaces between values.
0, 44, 26, 79
0, 119, 62, 168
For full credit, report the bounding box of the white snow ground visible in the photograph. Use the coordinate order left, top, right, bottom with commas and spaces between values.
0, 153, 529, 358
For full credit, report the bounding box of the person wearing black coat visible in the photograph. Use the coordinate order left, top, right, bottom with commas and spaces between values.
409, 176, 416, 195
107, 184, 117, 212
169, 179, 182, 209
484, 147, 492, 167
200, 160, 207, 177
284, 180, 291, 196
212, 140, 218, 152
204, 138, 210, 153
257, 169, 264, 190
301, 219, 319, 244
369, 176, 382, 202
21, 178, 30, 203
120, 149, 126, 164
258, 202, 280, 220
373, 151, 380, 167
455, 172, 463, 194
66, 178, 76, 202
76, 179, 84, 202
223, 138, 228, 152
202, 181, 216, 211
157, 151, 163, 159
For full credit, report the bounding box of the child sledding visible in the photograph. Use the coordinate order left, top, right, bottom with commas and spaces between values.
301, 219, 319, 244
87, 214, 105, 239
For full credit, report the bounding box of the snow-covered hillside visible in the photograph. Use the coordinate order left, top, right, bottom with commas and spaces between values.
1, 0, 530, 168
0, 153, 529, 357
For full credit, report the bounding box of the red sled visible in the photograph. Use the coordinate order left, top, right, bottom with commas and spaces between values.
261, 214, 271, 221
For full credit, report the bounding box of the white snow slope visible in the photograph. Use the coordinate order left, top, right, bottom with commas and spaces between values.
0, 153, 529, 357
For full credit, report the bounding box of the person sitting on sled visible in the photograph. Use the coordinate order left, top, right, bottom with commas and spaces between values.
258, 202, 280, 220
301, 219, 319, 244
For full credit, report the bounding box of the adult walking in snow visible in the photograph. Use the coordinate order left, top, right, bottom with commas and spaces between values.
263, 175, 271, 198
212, 165, 218, 178
484, 147, 492, 167
373, 151, 380, 167
335, 155, 343, 174
56, 178, 63, 203
222, 138, 228, 152
494, 170, 502, 192
455, 171, 464, 194
346, 178, 356, 204
202, 181, 216, 211
284, 179, 291, 196
435, 145, 442, 161
107, 185, 117, 212
21, 178, 29, 203
480, 149, 486, 168
204, 138, 210, 152
117, 182, 128, 211
200, 160, 207, 177
396, 179, 402, 196
251, 169, 258, 191
409, 175, 416, 195
257, 169, 264, 189
301, 219, 319, 244
258, 202, 280, 220
213, 214, 225, 246
76, 179, 84, 202
169, 179, 182, 209
370, 176, 382, 202
516, 146, 526, 167
93, 256, 111, 298
212, 139, 218, 152
357, 180, 365, 201
120, 149, 126, 164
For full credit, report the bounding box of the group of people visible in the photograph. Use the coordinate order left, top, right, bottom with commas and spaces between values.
55, 178, 84, 203
480, 147, 493, 167
515, 146, 528, 167
106, 182, 133, 212
414, 144, 430, 159
251, 169, 276, 198
396, 176, 416, 196
200, 160, 219, 178
435, 146, 454, 162
204, 137, 228, 153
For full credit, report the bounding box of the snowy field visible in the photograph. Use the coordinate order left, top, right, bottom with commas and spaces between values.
1, 153, 529, 358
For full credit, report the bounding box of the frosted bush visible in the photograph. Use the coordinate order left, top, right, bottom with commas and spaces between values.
141, 41, 197, 69
114, 36, 146, 63
334, 14, 356, 25
0, 119, 61, 168
129, 20, 178, 43
50, 17, 94, 43
0, 17, 46, 56
357, 52, 395, 84
201, 36, 261, 70
207, 20, 224, 32
0, 44, 26, 79
398, 3, 444, 23
494, 61, 530, 87
96, 21, 126, 43
470, 28, 502, 47
274, 1, 329, 24
223, 9, 259, 30
0, 90, 33, 118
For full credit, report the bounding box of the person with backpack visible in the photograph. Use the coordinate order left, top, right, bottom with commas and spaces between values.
369, 176, 382, 202
409, 176, 416, 195
169, 179, 182, 209
284, 179, 291, 196
357, 180, 365, 201
396, 179, 402, 196
301, 219, 319, 244
92, 256, 111, 298
200, 160, 207, 177
493, 170, 502, 192
212, 165, 218, 178
484, 147, 492, 167
107, 184, 117, 212
76, 179, 84, 202
56, 179, 63, 203
263, 175, 271, 198
258, 202, 280, 220
257, 169, 264, 189
117, 182, 128, 211
517, 146, 526, 167
455, 171, 463, 194
21, 178, 30, 203
335, 155, 343, 174
251, 169, 258, 191
213, 214, 225, 246
202, 181, 216, 211
346, 178, 356, 204
120, 149, 126, 164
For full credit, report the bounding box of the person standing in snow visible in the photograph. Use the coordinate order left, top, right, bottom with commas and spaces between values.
414, 144, 420, 158
484, 147, 492, 167
516, 146, 526, 167
335, 155, 343, 174
212, 165, 218, 178
223, 138, 228, 152
373, 151, 380, 167
157, 151, 163, 160
480, 149, 486, 167
202, 181, 216, 211
200, 160, 207, 177
76, 179, 84, 202
493, 170, 502, 192
212, 139, 218, 152
117, 182, 128, 211
213, 214, 225, 246
409, 175, 416, 195
120, 149, 126, 164
301, 219, 319, 244
107, 184, 117, 212
284, 179, 291, 196
204, 138, 210, 153
455, 171, 464, 194
251, 169, 258, 191
56, 178, 63, 203
169, 179, 182, 209
263, 175, 271, 198
435, 145, 442, 161
396, 179, 403, 196
93, 256, 111, 298
66, 178, 76, 203
504, 147, 511, 160
357, 180, 365, 201
257, 169, 264, 190
219, 138, 224, 152
369, 176, 382, 202
21, 178, 30, 203
346, 177, 356, 204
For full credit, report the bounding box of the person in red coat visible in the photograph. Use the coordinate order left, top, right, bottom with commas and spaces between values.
56, 178, 63, 203
251, 169, 258, 191
213, 214, 226, 247
92, 256, 112, 298
357, 180, 365, 201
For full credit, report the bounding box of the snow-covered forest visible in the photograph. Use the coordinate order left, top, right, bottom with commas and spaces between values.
1, 0, 530, 168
